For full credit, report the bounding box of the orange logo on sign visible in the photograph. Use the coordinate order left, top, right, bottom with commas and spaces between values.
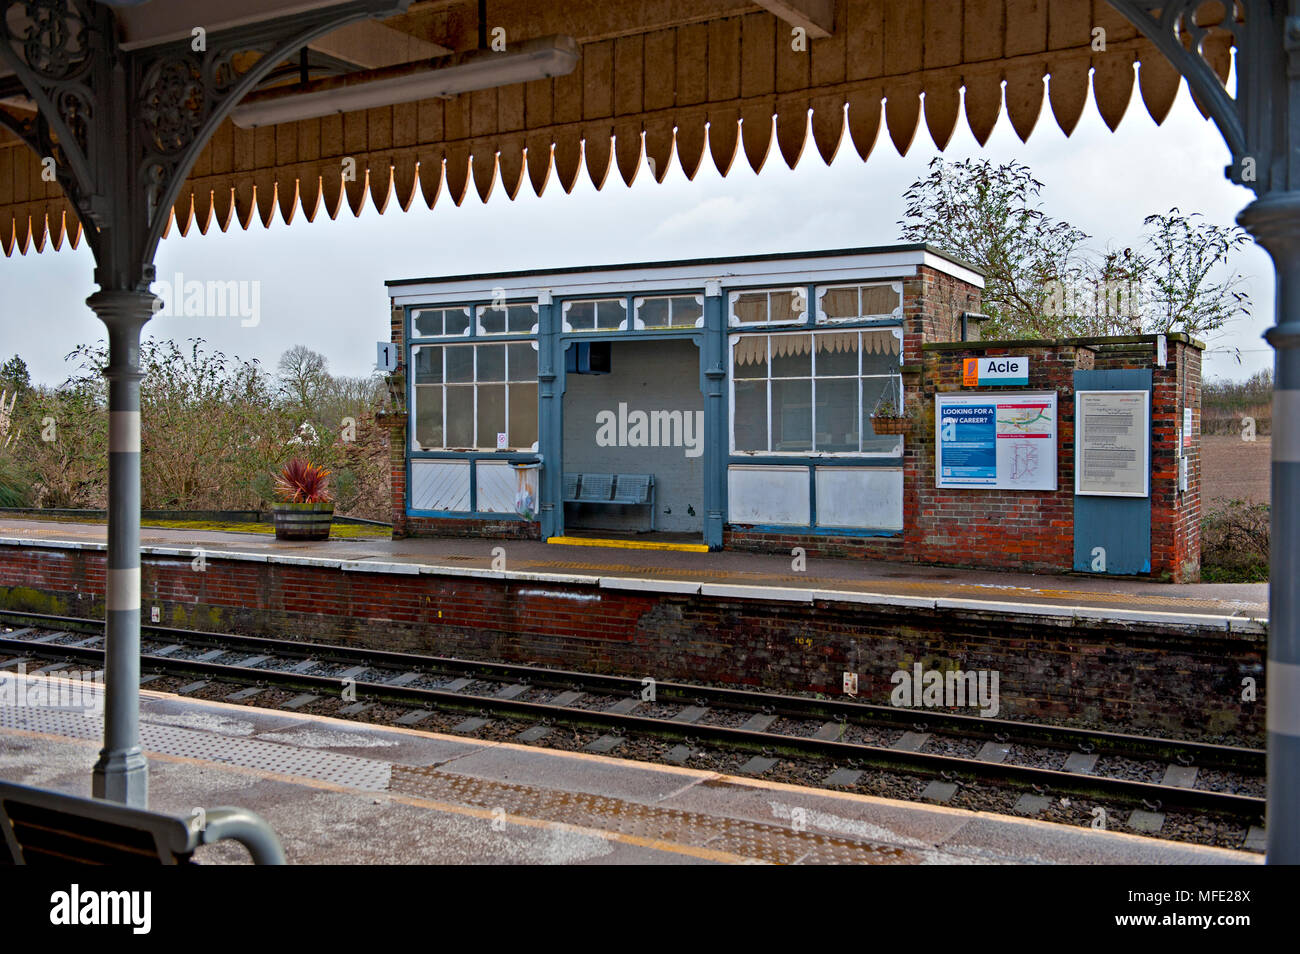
962, 358, 979, 387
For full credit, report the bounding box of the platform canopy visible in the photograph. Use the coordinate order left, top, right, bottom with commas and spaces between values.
0, 0, 1236, 256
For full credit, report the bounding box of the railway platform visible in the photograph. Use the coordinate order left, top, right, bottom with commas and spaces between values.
0, 670, 1258, 865
0, 517, 1269, 625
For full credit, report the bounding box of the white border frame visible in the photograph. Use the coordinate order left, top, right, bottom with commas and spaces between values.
935, 390, 1059, 491
1074, 389, 1151, 498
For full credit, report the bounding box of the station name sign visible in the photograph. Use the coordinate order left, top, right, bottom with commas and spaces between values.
963, 356, 1028, 387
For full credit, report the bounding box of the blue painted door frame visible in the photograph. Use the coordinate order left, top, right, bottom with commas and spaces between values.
1072, 369, 1152, 574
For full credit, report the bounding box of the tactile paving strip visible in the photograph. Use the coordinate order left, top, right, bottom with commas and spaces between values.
390, 764, 914, 865
1, 705, 391, 791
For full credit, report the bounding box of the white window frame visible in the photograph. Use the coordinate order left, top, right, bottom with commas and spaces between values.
476, 301, 539, 336
410, 341, 540, 452
814, 282, 904, 324
728, 328, 903, 458
561, 297, 628, 333
410, 305, 472, 340
727, 286, 810, 327
632, 294, 706, 330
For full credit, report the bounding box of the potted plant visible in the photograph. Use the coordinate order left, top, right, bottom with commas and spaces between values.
271, 458, 333, 541
870, 383, 910, 435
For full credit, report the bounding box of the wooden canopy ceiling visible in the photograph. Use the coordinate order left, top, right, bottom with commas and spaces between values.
0, 0, 1234, 257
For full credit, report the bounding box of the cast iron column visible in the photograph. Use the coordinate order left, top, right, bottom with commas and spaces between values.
1239, 194, 1300, 863
87, 289, 156, 807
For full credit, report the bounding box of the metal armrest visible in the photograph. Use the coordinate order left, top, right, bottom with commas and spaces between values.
198, 806, 286, 864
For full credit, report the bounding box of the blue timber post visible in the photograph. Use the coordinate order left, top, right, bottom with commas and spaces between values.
702, 280, 727, 549
537, 290, 563, 539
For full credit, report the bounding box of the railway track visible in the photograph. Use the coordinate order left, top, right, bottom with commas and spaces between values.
0, 609, 1266, 835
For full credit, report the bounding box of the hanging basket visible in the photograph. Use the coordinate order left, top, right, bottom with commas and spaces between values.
870, 415, 911, 435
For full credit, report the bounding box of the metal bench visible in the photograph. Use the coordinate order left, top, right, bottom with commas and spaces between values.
0, 779, 286, 865
563, 472, 656, 531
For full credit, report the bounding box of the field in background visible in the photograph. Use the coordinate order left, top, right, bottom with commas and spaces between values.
1202, 435, 1271, 505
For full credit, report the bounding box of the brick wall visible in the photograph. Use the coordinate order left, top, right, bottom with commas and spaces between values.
0, 545, 1262, 741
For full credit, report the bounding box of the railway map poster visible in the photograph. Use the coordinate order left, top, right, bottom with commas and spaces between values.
1075, 390, 1150, 497
935, 392, 1058, 490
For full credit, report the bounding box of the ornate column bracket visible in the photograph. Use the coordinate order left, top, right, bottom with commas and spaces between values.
0, 0, 411, 288
1107, 0, 1295, 194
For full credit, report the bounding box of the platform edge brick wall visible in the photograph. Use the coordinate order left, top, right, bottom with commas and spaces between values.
0, 544, 1261, 742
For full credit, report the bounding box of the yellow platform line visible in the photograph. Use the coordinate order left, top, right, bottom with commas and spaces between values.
547, 535, 708, 553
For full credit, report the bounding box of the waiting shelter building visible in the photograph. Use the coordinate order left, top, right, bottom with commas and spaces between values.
384, 244, 1203, 581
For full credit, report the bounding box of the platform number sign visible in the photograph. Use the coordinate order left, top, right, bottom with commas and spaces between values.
377, 341, 398, 373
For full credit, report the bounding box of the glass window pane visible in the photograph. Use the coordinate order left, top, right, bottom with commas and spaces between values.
815, 334, 859, 376
507, 304, 536, 333
638, 298, 670, 328
733, 336, 767, 378
476, 384, 506, 448
732, 379, 768, 451
508, 383, 538, 447
770, 290, 802, 323
732, 292, 767, 324
477, 344, 505, 382
507, 342, 537, 381
412, 346, 442, 384
596, 299, 625, 329
566, 301, 594, 330
479, 305, 506, 335
860, 284, 901, 316
861, 337, 901, 375
672, 296, 703, 327
816, 378, 858, 452
770, 335, 812, 377
445, 345, 474, 382
819, 287, 858, 320
413, 309, 442, 337
445, 385, 474, 447
414, 385, 443, 448
771, 379, 812, 452
445, 307, 470, 335
861, 376, 903, 454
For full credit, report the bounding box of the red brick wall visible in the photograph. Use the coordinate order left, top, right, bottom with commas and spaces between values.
0, 544, 1262, 740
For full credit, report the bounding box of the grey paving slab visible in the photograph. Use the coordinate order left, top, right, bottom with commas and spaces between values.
452, 717, 491, 734
440, 744, 693, 805
386, 671, 421, 687
494, 683, 529, 700
670, 706, 709, 724
585, 734, 625, 754
442, 677, 473, 692
515, 725, 553, 743
337, 666, 369, 682
30, 631, 65, 643
177, 680, 210, 695
976, 741, 1011, 763
550, 690, 584, 706
234, 655, 270, 667
892, 731, 929, 752
151, 644, 183, 656
825, 768, 862, 787
288, 659, 318, 674
1126, 810, 1166, 834
1161, 765, 1198, 788
227, 686, 264, 701
280, 693, 320, 710
1013, 794, 1051, 816
1245, 826, 1267, 852
738, 756, 777, 775
739, 713, 777, 732
922, 781, 958, 803
396, 709, 433, 725
69, 636, 102, 648
338, 703, 373, 716
1063, 752, 1099, 775
607, 698, 640, 715
193, 649, 226, 662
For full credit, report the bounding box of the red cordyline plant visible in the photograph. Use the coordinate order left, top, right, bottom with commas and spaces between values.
274, 458, 332, 504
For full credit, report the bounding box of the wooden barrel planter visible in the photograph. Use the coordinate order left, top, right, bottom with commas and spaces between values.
271, 502, 334, 541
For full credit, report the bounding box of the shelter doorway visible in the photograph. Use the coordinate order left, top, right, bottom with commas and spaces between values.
561, 337, 704, 541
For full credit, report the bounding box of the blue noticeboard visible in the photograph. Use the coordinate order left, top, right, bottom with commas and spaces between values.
938, 404, 996, 481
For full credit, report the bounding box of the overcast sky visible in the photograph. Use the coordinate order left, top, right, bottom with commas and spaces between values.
0, 80, 1275, 388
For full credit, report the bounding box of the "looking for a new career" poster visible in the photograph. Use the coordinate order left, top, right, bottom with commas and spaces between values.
935, 392, 1058, 490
